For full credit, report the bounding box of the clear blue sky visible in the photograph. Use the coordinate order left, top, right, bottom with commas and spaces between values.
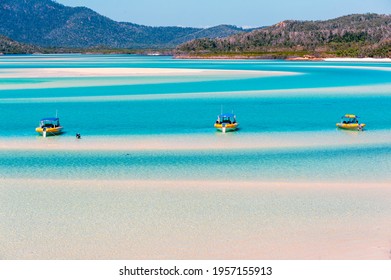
56, 0, 391, 28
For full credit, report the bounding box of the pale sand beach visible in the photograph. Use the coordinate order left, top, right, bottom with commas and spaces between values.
1, 178, 390, 259
0, 130, 390, 152
324, 58, 391, 62
0, 67, 300, 90
2, 83, 391, 103
0, 67, 298, 78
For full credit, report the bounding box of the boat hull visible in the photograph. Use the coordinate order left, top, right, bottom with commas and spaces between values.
214, 123, 238, 132
336, 123, 365, 130
36, 127, 63, 136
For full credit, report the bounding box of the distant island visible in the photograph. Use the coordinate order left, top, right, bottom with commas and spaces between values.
175, 14, 391, 60
0, 0, 248, 52
0, 0, 390, 59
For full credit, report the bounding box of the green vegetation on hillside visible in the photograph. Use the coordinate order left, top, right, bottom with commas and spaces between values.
0, 35, 41, 54
0, 0, 247, 49
175, 14, 391, 59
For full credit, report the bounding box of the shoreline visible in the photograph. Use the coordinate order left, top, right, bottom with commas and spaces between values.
2, 52, 390, 62
324, 57, 391, 62
174, 54, 391, 62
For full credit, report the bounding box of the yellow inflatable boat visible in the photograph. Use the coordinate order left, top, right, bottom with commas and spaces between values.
336, 114, 365, 131
36, 117, 63, 137
214, 113, 238, 133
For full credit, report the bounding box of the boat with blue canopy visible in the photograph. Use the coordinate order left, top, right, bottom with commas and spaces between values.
214, 113, 238, 133
36, 117, 63, 137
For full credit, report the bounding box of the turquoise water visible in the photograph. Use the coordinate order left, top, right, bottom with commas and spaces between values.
0, 55, 391, 137
1, 145, 391, 182
2, 55, 391, 259
1, 55, 391, 182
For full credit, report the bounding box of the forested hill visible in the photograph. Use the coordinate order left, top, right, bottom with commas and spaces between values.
0, 35, 41, 54
0, 0, 247, 49
175, 14, 391, 58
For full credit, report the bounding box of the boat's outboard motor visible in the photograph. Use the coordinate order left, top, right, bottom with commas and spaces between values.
222, 123, 226, 133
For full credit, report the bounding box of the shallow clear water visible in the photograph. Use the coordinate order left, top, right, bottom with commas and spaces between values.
1, 55, 391, 183
1, 55, 391, 259
1, 144, 391, 183
1, 55, 391, 137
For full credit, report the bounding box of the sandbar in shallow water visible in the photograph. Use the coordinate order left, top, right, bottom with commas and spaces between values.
1, 130, 390, 151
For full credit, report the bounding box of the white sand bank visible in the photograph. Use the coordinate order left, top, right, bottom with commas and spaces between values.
2, 82, 391, 103
0, 130, 390, 152
325, 58, 391, 62
0, 67, 298, 78
0, 67, 300, 90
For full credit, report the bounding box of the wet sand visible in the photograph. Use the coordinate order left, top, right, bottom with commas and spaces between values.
1, 178, 390, 259
1, 130, 390, 152
0, 67, 300, 91
0, 67, 297, 78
